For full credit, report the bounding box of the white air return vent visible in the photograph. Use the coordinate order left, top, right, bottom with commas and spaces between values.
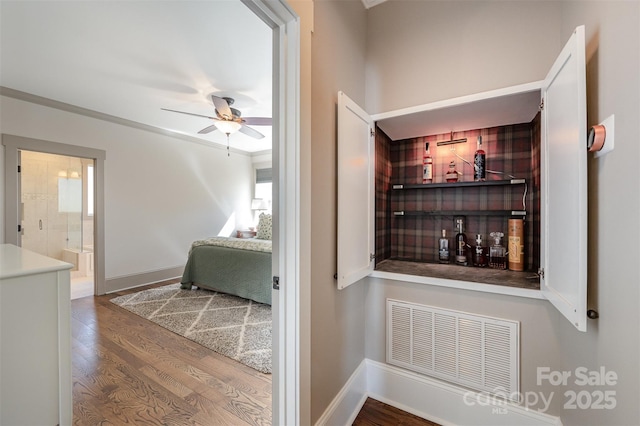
387, 299, 519, 399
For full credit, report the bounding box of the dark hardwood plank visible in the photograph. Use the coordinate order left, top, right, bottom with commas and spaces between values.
353, 398, 441, 426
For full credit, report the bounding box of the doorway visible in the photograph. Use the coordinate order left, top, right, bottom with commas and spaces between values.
3, 134, 107, 296
19, 150, 95, 299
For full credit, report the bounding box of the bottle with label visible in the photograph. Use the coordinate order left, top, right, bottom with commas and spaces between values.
438, 229, 450, 263
508, 219, 525, 271
489, 231, 507, 270
423, 142, 433, 184
445, 161, 458, 183
473, 234, 488, 267
454, 217, 468, 266
474, 135, 486, 181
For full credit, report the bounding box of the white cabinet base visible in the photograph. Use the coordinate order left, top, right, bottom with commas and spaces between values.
0, 244, 72, 426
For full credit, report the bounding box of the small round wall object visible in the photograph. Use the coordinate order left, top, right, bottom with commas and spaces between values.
587, 124, 606, 152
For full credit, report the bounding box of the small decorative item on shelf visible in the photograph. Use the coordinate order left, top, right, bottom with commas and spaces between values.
438, 229, 450, 263
422, 142, 433, 184
489, 231, 507, 270
445, 161, 458, 183
472, 234, 488, 267
508, 219, 525, 271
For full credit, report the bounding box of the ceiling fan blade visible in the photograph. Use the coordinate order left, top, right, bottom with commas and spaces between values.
239, 125, 265, 139
242, 117, 272, 126
197, 124, 219, 134
161, 108, 217, 120
211, 95, 233, 120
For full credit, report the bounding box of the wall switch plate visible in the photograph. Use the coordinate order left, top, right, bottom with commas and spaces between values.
594, 114, 614, 158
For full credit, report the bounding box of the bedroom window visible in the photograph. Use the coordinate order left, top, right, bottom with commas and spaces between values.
255, 167, 272, 212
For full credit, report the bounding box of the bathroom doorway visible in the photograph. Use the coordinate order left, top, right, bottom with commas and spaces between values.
19, 150, 95, 299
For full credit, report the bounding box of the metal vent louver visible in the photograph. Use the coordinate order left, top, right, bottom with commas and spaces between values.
387, 299, 519, 399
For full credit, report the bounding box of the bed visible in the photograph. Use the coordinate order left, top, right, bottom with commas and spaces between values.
180, 214, 273, 305
180, 236, 272, 305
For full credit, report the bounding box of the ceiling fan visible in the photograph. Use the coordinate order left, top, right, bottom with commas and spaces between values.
162, 94, 272, 145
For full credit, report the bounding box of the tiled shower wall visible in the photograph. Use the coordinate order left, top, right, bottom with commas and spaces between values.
376, 115, 541, 271
20, 151, 94, 261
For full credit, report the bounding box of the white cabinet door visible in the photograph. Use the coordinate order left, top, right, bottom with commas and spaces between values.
541, 25, 588, 331
336, 91, 375, 289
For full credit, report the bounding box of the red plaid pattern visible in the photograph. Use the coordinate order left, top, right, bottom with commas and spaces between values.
376, 118, 541, 271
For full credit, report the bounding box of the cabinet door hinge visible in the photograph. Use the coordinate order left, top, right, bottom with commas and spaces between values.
370, 128, 375, 138
18, 224, 22, 232
17, 165, 21, 173
272, 276, 280, 290
370, 253, 376, 261
539, 99, 544, 111
538, 268, 545, 279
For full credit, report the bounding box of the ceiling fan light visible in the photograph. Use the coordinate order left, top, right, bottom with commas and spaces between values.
215, 121, 242, 134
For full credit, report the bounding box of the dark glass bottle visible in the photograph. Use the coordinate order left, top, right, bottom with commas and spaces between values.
473, 234, 488, 267
455, 218, 468, 266
474, 135, 486, 181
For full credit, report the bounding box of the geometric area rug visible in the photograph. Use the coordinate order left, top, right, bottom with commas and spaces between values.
110, 283, 272, 374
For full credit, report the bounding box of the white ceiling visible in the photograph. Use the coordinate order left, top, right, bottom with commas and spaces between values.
0, 0, 273, 153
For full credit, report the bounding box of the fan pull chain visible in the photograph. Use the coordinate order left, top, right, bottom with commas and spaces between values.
226, 133, 230, 156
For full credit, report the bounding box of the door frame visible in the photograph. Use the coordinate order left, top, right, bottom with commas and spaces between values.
2, 134, 107, 295
241, 0, 302, 424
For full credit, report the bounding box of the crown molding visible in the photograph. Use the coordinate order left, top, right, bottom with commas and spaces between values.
0, 86, 252, 156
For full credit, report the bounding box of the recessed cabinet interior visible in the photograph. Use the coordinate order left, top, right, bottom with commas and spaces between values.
337, 26, 587, 331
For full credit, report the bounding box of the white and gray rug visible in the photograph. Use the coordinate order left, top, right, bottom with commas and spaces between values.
110, 283, 271, 374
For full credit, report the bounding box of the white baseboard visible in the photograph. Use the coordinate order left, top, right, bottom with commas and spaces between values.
314, 360, 368, 426
104, 265, 183, 293
316, 359, 563, 426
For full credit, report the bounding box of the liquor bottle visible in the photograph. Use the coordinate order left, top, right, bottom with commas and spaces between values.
489, 231, 507, 270
445, 161, 458, 183
454, 218, 468, 266
423, 142, 433, 184
508, 219, 525, 271
474, 135, 486, 181
473, 234, 488, 267
438, 229, 450, 263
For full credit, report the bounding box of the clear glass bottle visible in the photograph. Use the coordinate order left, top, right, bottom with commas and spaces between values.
474, 135, 486, 181
438, 229, 449, 263
454, 218, 468, 266
423, 142, 433, 184
489, 231, 507, 270
445, 160, 458, 183
473, 234, 488, 267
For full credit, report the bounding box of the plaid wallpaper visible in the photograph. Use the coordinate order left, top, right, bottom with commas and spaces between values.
375, 127, 393, 265
376, 116, 541, 271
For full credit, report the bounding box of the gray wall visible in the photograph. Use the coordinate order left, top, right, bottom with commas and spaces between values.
309, 0, 368, 423
0, 95, 254, 286
361, 1, 639, 425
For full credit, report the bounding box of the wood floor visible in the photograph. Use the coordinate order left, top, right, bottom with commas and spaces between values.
72, 281, 438, 425
72, 281, 272, 425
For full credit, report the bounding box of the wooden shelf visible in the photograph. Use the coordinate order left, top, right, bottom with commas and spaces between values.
393, 210, 526, 217
392, 178, 525, 190
375, 258, 540, 290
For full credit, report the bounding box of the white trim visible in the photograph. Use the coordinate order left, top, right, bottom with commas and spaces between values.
241, 1, 301, 424
314, 360, 368, 426
104, 266, 184, 294
361, 0, 388, 10
316, 359, 563, 426
370, 81, 543, 122
370, 271, 546, 300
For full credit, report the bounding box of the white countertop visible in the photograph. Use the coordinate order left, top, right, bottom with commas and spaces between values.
0, 244, 73, 280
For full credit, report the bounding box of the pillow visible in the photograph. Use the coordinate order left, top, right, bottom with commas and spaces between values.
256, 213, 272, 240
